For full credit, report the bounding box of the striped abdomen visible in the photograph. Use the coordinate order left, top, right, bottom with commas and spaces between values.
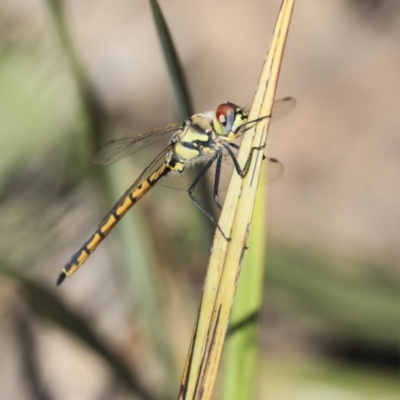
57, 162, 171, 285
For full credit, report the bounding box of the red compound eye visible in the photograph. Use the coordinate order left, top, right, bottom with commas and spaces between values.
216, 102, 236, 125
215, 102, 238, 134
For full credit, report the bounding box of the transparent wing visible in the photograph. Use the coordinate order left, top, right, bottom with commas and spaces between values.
97, 144, 174, 221
161, 154, 215, 192
91, 121, 183, 165
244, 96, 296, 121
91, 97, 295, 166
161, 148, 283, 194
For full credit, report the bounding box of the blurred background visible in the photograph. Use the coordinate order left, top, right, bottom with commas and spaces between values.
0, 0, 399, 399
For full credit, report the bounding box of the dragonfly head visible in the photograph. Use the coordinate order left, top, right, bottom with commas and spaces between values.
213, 102, 248, 137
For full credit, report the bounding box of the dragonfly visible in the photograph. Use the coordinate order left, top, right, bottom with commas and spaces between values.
57, 97, 295, 285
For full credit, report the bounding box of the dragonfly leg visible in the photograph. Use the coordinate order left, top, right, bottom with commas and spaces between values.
223, 143, 265, 177
233, 115, 270, 134
213, 152, 224, 211
188, 151, 231, 241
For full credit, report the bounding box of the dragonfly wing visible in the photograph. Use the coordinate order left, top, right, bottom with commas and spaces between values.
91, 121, 183, 165
161, 148, 283, 195
244, 96, 296, 121
271, 97, 296, 120
161, 154, 215, 192
265, 157, 284, 182
97, 144, 174, 225
215, 152, 283, 192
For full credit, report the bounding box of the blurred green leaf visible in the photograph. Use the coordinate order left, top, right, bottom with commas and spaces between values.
148, 0, 193, 120
45, 0, 109, 154
268, 245, 400, 347
0, 51, 68, 177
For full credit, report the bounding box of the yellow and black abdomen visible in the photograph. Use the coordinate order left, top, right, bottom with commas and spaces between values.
57, 160, 172, 285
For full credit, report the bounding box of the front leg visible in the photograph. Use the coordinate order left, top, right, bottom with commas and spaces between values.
223, 143, 265, 177
213, 152, 224, 211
